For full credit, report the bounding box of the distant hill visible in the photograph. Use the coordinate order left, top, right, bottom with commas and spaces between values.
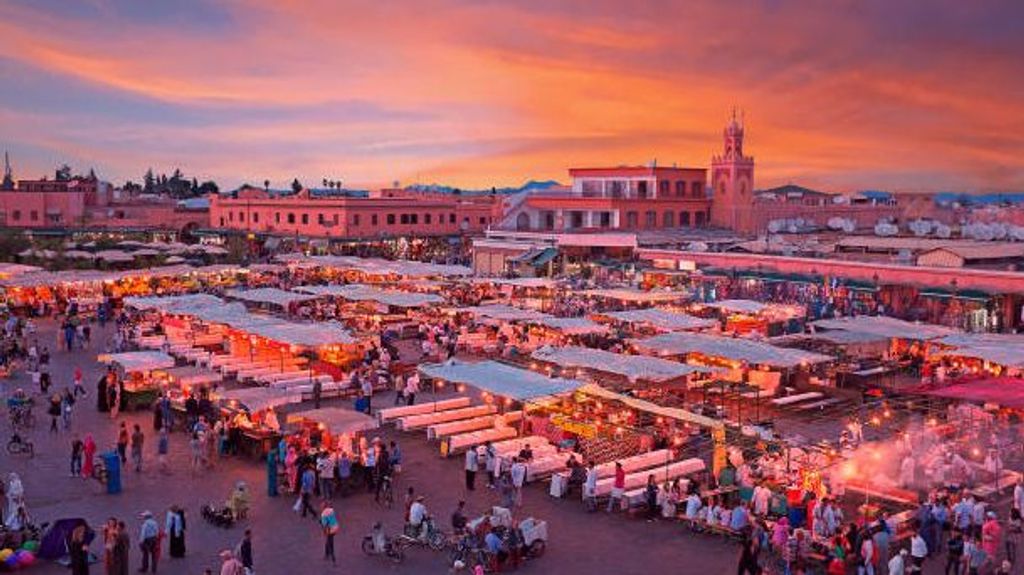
405, 180, 563, 195
933, 192, 1024, 206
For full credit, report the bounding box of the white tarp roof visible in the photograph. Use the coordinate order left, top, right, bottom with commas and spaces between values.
812, 316, 957, 340
934, 333, 1024, 368
226, 287, 317, 307
0, 263, 42, 276
632, 332, 833, 368
220, 387, 303, 412
583, 288, 687, 303
531, 317, 610, 335
602, 308, 717, 332
532, 346, 719, 382
469, 277, 561, 289
275, 254, 472, 278
124, 294, 357, 347
419, 359, 583, 400
704, 299, 768, 314
295, 284, 444, 308
99, 351, 176, 372
0, 264, 234, 288
455, 304, 553, 322
288, 407, 379, 434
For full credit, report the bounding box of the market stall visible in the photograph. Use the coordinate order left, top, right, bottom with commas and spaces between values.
286, 406, 379, 454
219, 387, 302, 457
596, 308, 717, 334
98, 351, 176, 410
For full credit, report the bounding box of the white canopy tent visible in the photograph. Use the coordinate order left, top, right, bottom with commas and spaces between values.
632, 332, 833, 368
703, 299, 768, 315
582, 288, 688, 304
287, 407, 379, 434
275, 254, 472, 278
454, 304, 553, 322
295, 284, 444, 308
419, 359, 583, 401
220, 387, 303, 412
226, 287, 317, 308
530, 317, 610, 336
812, 316, 957, 341
531, 346, 721, 383
98, 351, 176, 372
601, 308, 717, 332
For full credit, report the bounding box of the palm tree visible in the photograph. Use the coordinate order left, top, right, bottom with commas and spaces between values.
322, 178, 328, 188
263, 179, 270, 192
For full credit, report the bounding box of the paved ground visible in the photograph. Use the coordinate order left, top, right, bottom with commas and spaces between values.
2, 320, 743, 575
1, 320, 998, 575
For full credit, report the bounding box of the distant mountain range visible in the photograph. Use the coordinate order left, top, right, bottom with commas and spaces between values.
405, 180, 563, 195
933, 192, 1024, 206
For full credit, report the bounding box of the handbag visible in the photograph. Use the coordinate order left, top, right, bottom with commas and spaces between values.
292, 496, 303, 512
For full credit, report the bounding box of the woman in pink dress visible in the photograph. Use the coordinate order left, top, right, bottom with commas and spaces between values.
285, 446, 299, 492
81, 434, 96, 478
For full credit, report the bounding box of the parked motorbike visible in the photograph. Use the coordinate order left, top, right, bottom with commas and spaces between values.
361, 522, 405, 564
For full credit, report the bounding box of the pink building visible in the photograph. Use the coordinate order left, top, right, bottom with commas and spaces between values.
209, 186, 502, 239
500, 166, 711, 232
0, 176, 108, 227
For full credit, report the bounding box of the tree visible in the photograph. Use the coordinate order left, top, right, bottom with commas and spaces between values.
143, 168, 155, 191
291, 178, 303, 193
322, 178, 328, 188
197, 181, 219, 195
263, 179, 270, 191
191, 177, 199, 193
171, 168, 183, 181
55, 164, 72, 181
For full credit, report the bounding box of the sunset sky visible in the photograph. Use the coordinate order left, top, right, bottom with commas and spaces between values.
1, 0, 1022, 192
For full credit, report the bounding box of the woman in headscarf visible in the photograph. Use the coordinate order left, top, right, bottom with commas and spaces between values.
165, 505, 186, 558
4, 473, 25, 529
82, 434, 97, 478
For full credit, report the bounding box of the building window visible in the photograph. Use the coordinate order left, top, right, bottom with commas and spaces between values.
659, 180, 669, 196
287, 213, 295, 224
30, 210, 38, 221
372, 214, 378, 226
228, 212, 234, 222
644, 210, 656, 227
479, 216, 486, 225
318, 213, 325, 224
691, 182, 703, 198
637, 181, 649, 199
239, 211, 246, 222
680, 211, 690, 226
387, 214, 396, 225
695, 211, 706, 226
219, 217, 224, 226
676, 181, 685, 197
626, 211, 638, 228
425, 213, 432, 224
600, 212, 612, 228
275, 212, 280, 223
663, 211, 674, 227
544, 212, 555, 230
608, 180, 626, 198
301, 214, 309, 225
253, 212, 259, 223
352, 214, 359, 226
400, 214, 409, 224
449, 213, 455, 224
410, 214, 418, 225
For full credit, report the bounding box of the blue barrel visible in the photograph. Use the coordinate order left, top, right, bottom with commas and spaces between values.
101, 451, 122, 494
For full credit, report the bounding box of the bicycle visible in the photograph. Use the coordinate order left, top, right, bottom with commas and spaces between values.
6, 433, 33, 457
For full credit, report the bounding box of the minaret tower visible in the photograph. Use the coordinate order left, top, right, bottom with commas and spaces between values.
710, 109, 755, 232
1, 152, 13, 190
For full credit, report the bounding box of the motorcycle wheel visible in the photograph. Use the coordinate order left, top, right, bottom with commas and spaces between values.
428, 530, 446, 551
387, 544, 405, 564
5, 440, 17, 455
360, 537, 375, 556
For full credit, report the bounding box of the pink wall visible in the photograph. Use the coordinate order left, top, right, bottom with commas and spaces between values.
0, 191, 87, 227
210, 194, 500, 238
638, 248, 1024, 294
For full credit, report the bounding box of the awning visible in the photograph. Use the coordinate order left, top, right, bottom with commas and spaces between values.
419, 359, 583, 401
287, 407, 378, 435
532, 346, 722, 383
98, 351, 176, 372
631, 332, 833, 368
220, 387, 302, 412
